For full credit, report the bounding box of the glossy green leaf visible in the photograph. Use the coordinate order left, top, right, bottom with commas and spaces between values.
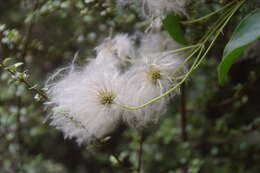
163, 14, 187, 45
218, 8, 260, 84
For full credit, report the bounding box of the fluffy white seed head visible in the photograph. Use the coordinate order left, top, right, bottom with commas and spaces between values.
120, 31, 186, 128
141, 0, 189, 18
138, 32, 182, 57
118, 0, 189, 18
45, 64, 124, 145
117, 0, 132, 7
122, 52, 185, 127
94, 34, 135, 71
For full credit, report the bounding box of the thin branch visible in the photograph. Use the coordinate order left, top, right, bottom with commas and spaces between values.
180, 84, 188, 173
15, 3, 40, 169
0, 1, 48, 101
0, 62, 49, 101
89, 139, 134, 172
15, 88, 22, 172
105, 147, 124, 167
110, 152, 135, 172
137, 132, 144, 173
20, 0, 39, 61
180, 84, 188, 142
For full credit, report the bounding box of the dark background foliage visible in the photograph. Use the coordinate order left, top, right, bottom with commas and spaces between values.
0, 0, 260, 172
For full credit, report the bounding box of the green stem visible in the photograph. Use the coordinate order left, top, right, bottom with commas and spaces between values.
203, 7, 235, 44
199, 3, 236, 43
193, 0, 245, 71
181, 0, 236, 25
164, 44, 202, 55
120, 44, 200, 64
184, 46, 203, 62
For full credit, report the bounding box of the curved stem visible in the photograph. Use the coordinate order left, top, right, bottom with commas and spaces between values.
117, 46, 204, 110
121, 44, 200, 65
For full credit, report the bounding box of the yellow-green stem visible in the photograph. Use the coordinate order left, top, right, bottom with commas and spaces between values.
199, 3, 237, 43
181, 0, 236, 25
184, 46, 203, 63
117, 46, 204, 110
164, 44, 202, 55
193, 0, 245, 71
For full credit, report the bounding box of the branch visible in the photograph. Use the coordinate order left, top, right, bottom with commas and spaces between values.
15, 2, 40, 168
0, 1, 48, 102
180, 84, 188, 173
20, 0, 40, 61
137, 133, 144, 173
0, 62, 49, 101
180, 84, 188, 141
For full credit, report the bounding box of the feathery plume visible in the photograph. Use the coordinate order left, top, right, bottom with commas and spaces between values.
142, 0, 189, 18
138, 32, 182, 57
45, 64, 124, 145
118, 0, 189, 18
94, 34, 135, 71
122, 33, 185, 127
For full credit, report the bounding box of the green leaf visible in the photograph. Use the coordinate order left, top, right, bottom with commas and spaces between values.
7, 62, 23, 71
218, 8, 260, 84
109, 155, 119, 166
34, 93, 42, 102
163, 14, 187, 45
2, 57, 12, 65
17, 72, 27, 79
13, 62, 24, 68
0, 24, 6, 31
29, 84, 38, 90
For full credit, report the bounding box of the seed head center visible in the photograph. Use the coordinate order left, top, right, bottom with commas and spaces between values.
147, 65, 161, 81
97, 89, 116, 105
